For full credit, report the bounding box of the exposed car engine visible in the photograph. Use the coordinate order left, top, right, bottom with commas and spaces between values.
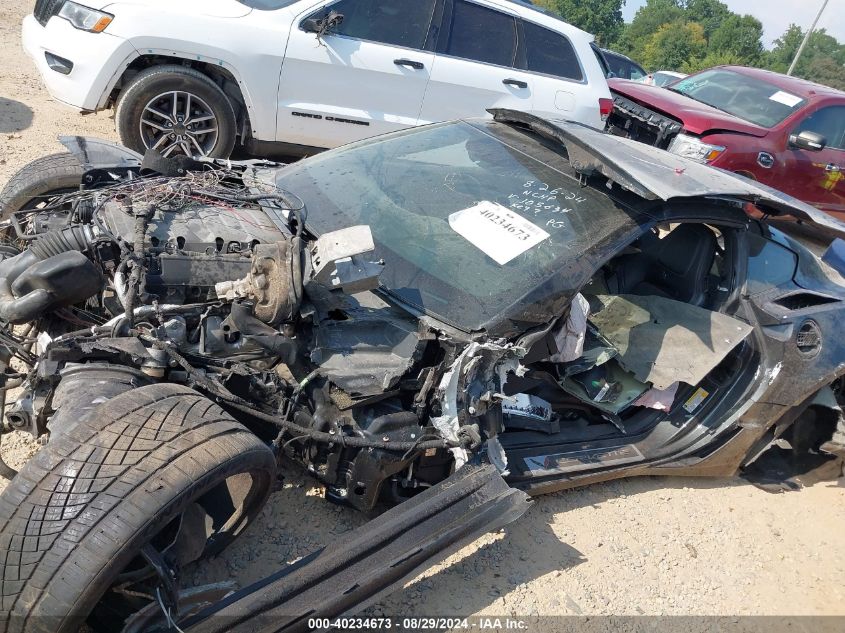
0, 157, 489, 512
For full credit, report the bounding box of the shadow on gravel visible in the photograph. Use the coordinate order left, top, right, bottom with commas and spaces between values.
369, 474, 766, 617
366, 507, 586, 617
741, 446, 844, 492
0, 98, 33, 133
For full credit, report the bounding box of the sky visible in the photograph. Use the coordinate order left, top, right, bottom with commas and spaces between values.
622, 0, 845, 47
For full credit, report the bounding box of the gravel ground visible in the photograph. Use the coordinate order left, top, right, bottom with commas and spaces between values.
1, 0, 844, 623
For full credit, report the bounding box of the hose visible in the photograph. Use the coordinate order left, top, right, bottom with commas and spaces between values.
0, 224, 103, 325
29, 225, 96, 260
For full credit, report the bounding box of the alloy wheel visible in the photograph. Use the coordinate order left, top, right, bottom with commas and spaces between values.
139, 91, 219, 157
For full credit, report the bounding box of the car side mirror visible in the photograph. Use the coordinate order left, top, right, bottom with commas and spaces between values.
301, 11, 343, 35
789, 130, 827, 152
301, 17, 322, 33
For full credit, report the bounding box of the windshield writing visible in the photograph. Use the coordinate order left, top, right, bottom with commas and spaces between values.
275, 121, 634, 330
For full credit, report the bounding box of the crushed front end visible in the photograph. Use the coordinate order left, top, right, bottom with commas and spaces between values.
0, 151, 527, 515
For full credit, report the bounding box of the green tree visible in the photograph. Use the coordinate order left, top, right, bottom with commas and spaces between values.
641, 20, 708, 71
803, 56, 845, 91
683, 0, 731, 39
685, 50, 744, 73
767, 24, 804, 72
768, 26, 845, 80
708, 14, 764, 65
532, 0, 625, 46
616, 0, 684, 57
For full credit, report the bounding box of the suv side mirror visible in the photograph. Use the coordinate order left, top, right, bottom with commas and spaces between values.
301, 17, 322, 33
301, 11, 343, 35
789, 130, 827, 152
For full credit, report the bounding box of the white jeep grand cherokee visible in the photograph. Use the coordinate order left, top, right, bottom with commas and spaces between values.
22, 0, 613, 158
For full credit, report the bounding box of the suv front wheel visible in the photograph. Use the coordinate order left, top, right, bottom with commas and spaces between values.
115, 65, 237, 158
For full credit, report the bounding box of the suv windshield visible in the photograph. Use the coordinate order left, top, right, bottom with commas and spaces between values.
671, 69, 807, 128
275, 121, 638, 331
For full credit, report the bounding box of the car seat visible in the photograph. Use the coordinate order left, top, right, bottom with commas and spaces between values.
606, 224, 717, 306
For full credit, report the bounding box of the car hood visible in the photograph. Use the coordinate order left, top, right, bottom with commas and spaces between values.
609, 79, 769, 138
102, 0, 252, 18
490, 109, 845, 239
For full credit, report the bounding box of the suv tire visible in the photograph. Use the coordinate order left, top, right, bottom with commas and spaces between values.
115, 65, 237, 158
0, 384, 274, 633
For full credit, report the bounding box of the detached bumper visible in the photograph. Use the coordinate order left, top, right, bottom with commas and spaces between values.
21, 14, 137, 111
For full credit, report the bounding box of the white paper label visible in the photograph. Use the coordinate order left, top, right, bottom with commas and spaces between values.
448, 201, 550, 265
769, 91, 803, 108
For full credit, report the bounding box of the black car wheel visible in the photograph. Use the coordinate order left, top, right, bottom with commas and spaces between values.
0, 152, 82, 221
115, 65, 237, 159
0, 384, 274, 633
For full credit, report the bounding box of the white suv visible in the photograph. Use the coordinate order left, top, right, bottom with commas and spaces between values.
22, 0, 612, 158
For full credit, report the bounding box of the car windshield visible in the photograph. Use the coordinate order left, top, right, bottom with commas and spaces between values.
670, 69, 807, 128
274, 121, 637, 331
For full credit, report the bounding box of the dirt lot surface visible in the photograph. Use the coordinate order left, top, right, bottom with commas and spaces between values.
1, 1, 844, 624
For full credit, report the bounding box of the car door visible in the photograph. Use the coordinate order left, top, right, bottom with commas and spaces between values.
417, 0, 534, 125
785, 105, 845, 220
515, 18, 603, 129
276, 0, 438, 148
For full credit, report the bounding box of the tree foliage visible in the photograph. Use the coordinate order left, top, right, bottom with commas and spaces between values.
606, 0, 845, 92
533, 0, 624, 46
708, 14, 764, 65
616, 0, 684, 56
641, 20, 707, 71
683, 0, 731, 39
764, 26, 845, 89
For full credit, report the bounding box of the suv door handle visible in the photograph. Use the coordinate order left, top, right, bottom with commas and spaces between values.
394, 58, 424, 70
826, 163, 841, 173
503, 78, 528, 89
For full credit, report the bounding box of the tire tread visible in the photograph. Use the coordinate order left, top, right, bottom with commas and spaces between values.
0, 384, 273, 633
0, 153, 82, 220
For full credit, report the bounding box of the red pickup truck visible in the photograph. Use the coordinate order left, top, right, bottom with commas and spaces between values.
607, 66, 845, 222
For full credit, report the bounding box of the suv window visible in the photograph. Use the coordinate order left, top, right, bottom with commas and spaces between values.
443, 0, 516, 67
521, 20, 583, 81
602, 51, 645, 80
797, 106, 845, 150
323, 0, 437, 50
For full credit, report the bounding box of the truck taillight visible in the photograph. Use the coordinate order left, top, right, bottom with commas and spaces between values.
599, 98, 614, 121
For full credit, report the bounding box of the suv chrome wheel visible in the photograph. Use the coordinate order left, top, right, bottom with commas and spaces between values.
139, 90, 219, 157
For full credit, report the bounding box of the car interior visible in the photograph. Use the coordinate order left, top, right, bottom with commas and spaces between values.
500, 222, 753, 450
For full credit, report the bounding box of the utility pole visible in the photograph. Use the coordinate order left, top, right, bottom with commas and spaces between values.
788, 0, 829, 75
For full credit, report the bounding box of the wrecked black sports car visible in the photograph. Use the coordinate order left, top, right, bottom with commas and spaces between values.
0, 110, 844, 633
